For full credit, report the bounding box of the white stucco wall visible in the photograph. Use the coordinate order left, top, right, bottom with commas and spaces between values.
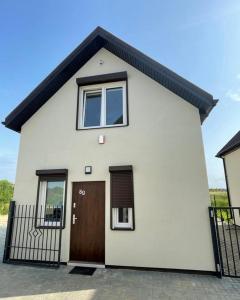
224, 150, 240, 225
13, 48, 214, 271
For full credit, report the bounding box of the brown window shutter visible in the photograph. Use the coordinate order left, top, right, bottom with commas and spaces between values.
110, 167, 134, 208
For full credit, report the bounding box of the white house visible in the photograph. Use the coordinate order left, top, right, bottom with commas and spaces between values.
3, 27, 217, 273
217, 131, 240, 225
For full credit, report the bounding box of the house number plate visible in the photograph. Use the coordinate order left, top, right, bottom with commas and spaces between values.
79, 189, 86, 195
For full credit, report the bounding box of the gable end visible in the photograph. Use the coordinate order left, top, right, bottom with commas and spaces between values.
3, 27, 217, 132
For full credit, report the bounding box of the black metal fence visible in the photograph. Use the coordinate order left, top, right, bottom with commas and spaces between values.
3, 201, 63, 267
209, 206, 240, 278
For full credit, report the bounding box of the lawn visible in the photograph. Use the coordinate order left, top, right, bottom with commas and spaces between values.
209, 190, 229, 207
209, 190, 230, 220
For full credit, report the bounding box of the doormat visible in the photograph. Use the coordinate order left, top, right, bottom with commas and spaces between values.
69, 266, 96, 276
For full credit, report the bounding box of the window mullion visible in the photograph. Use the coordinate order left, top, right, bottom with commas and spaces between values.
82, 90, 86, 128
123, 84, 127, 125
101, 87, 106, 126
44, 181, 48, 223
40, 181, 47, 226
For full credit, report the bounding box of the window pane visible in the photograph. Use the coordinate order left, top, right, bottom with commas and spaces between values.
118, 208, 128, 223
84, 92, 101, 127
106, 88, 123, 125
45, 181, 64, 222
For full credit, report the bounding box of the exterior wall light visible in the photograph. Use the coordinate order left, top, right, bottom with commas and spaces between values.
85, 166, 92, 174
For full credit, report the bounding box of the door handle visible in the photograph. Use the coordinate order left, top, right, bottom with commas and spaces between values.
72, 214, 78, 225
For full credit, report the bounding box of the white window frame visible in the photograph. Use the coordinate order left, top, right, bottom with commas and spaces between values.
37, 179, 65, 228
112, 208, 133, 229
78, 81, 127, 129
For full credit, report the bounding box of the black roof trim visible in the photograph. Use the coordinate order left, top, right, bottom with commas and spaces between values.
36, 169, 68, 176
216, 131, 240, 158
76, 71, 127, 86
3, 26, 217, 132
109, 165, 133, 172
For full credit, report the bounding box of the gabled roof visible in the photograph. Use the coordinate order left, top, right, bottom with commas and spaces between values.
216, 131, 240, 158
3, 26, 218, 132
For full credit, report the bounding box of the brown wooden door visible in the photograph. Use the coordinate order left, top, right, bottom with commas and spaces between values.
70, 181, 105, 263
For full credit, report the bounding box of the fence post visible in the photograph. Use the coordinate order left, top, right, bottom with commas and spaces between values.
57, 206, 63, 267
3, 201, 16, 263
208, 207, 222, 278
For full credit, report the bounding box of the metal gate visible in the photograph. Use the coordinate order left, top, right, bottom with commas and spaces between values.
3, 201, 63, 267
209, 206, 240, 278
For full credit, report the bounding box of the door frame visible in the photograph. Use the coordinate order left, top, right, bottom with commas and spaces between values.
69, 181, 106, 263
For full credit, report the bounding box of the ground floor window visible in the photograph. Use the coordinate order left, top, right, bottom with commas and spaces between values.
112, 208, 133, 229
109, 166, 135, 230
35, 170, 67, 228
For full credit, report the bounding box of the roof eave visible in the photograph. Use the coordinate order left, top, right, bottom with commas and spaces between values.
216, 130, 240, 158
216, 143, 240, 158
200, 99, 218, 124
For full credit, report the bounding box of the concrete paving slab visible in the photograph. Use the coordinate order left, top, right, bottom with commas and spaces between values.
1, 224, 240, 299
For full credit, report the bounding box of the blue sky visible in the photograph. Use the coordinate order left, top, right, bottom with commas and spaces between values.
1, 0, 240, 187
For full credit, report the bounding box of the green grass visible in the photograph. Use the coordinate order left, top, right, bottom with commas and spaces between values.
209, 190, 230, 220
209, 191, 229, 207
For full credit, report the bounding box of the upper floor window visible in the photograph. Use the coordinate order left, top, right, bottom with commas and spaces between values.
78, 81, 127, 129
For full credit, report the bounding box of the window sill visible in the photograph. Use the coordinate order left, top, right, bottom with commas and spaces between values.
111, 227, 134, 231
76, 124, 129, 131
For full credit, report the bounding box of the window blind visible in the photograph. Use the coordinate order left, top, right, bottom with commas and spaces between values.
109, 166, 134, 208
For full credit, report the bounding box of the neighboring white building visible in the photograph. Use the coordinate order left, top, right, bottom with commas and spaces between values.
217, 131, 240, 225
3, 27, 217, 272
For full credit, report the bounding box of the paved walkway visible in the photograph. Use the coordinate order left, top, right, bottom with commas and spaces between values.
218, 223, 240, 276
1, 224, 240, 299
